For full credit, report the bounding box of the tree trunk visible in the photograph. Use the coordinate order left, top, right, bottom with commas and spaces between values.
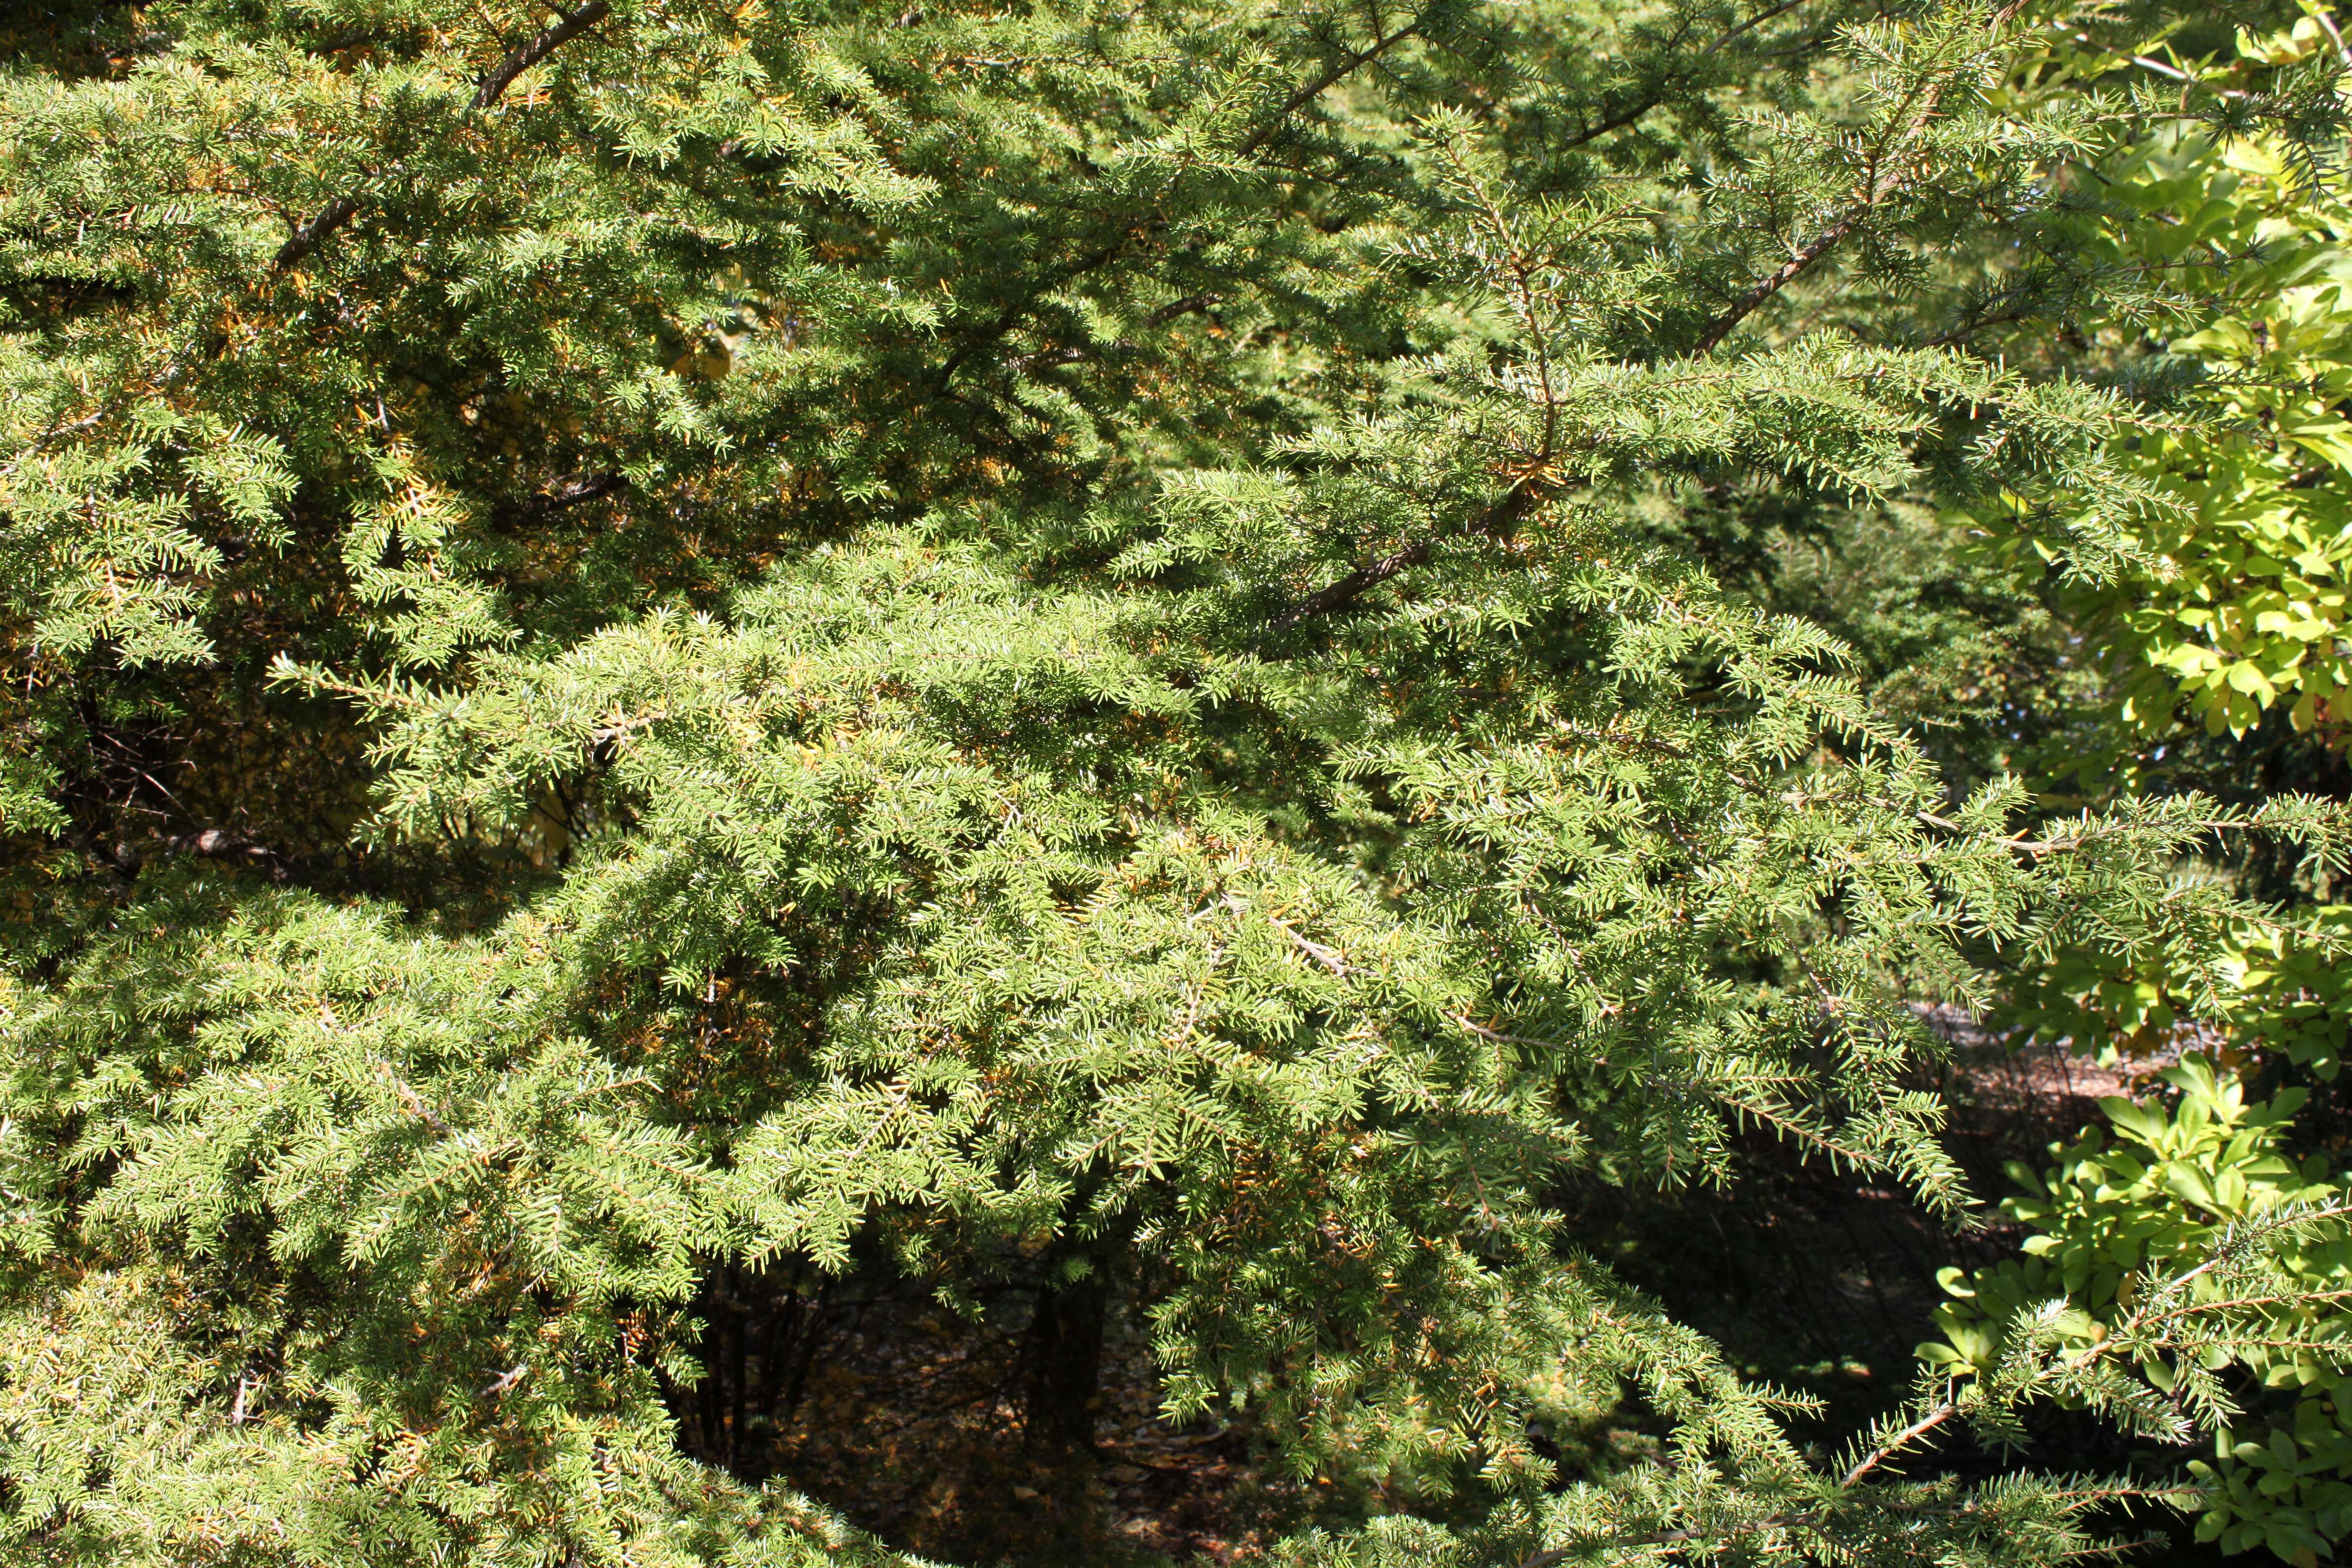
1021, 1268, 1108, 1453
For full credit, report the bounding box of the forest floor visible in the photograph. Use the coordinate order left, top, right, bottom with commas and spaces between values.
721, 1029, 2192, 1565
758, 1289, 1309, 1564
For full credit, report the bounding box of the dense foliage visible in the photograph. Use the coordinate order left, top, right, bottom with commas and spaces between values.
3, 0, 2352, 1565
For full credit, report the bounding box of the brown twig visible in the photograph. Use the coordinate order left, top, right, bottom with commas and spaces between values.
532, 471, 627, 512
272, 196, 361, 272
481, 1364, 531, 1397
1840, 1399, 1960, 1486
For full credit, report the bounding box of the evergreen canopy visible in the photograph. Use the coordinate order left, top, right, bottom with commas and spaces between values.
3, 0, 2351, 1564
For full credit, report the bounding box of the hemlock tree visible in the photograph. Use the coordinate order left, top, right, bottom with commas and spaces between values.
2, 1, 2349, 1565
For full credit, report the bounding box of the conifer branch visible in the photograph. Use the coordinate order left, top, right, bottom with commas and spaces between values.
1234, 12, 1430, 157
470, 0, 613, 112
1686, 29, 1974, 354
1560, 0, 1821, 148
1278, 6, 2018, 631
1270, 475, 1545, 628
929, 9, 1432, 396
1686, 213, 1865, 355
274, 0, 612, 272
1516, 1480, 2155, 1567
